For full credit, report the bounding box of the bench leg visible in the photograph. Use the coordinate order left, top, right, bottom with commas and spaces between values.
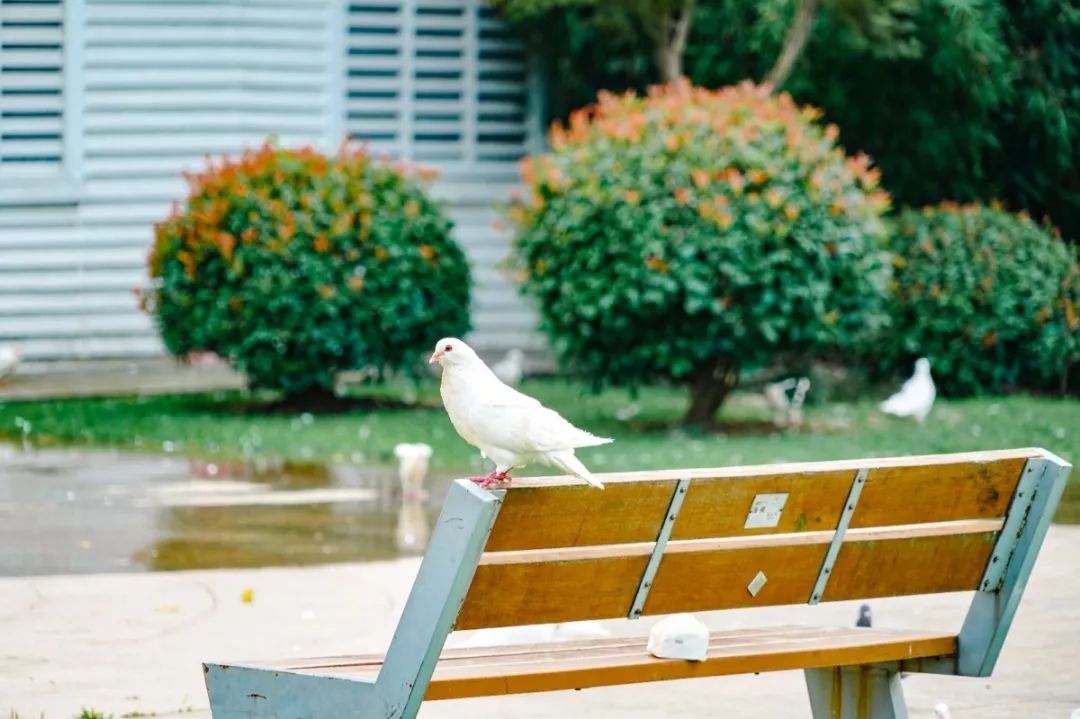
805, 664, 908, 719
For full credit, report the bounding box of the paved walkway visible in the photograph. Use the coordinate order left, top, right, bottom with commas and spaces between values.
0, 359, 244, 402
2, 525, 1078, 719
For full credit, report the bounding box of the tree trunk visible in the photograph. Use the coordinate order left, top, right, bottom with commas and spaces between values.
763, 0, 819, 90
684, 358, 740, 426
655, 0, 695, 82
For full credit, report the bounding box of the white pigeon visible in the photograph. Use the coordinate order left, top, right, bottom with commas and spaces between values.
393, 442, 432, 500
880, 357, 936, 422
491, 348, 525, 387
932, 703, 951, 719
0, 346, 20, 383
429, 337, 611, 489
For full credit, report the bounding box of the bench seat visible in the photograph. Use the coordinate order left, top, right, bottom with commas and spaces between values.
236, 625, 956, 699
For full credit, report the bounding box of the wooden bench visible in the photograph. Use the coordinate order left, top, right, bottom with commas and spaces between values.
204, 447, 1071, 719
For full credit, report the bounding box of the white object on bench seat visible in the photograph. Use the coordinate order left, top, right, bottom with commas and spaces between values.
646, 613, 709, 661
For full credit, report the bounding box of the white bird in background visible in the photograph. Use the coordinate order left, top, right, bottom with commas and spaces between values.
880, 357, 936, 422
0, 346, 20, 383
393, 442, 433, 500
491, 348, 525, 387
763, 377, 811, 427
764, 378, 797, 426
788, 376, 811, 427
429, 337, 611, 489
932, 703, 951, 719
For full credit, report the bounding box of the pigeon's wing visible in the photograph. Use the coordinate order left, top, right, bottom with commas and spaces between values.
480, 376, 543, 408
468, 399, 611, 455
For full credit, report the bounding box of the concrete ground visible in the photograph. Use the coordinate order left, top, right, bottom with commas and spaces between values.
2, 526, 1078, 719
0, 359, 244, 401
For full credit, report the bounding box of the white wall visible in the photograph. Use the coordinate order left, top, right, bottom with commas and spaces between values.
0, 0, 540, 362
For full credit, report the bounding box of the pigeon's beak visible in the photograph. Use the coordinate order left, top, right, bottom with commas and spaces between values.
428, 351, 441, 365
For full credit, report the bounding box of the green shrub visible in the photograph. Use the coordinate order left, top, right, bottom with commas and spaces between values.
508, 81, 893, 424
505, 0, 1080, 241
889, 203, 1080, 395
147, 141, 471, 399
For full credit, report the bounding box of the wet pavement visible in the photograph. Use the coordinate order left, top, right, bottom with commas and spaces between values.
0, 444, 452, 576
1, 442, 1078, 578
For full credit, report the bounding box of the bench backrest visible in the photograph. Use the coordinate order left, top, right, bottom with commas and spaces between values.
457, 449, 1049, 629
376, 448, 1070, 716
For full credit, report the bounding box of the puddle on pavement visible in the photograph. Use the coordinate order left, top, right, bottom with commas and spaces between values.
0, 444, 454, 576
0, 443, 1077, 577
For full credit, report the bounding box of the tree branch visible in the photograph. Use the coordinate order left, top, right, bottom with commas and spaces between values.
764, 0, 818, 90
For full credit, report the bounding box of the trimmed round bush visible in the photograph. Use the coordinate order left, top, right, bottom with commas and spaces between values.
889, 203, 1080, 394
508, 80, 893, 424
147, 141, 471, 399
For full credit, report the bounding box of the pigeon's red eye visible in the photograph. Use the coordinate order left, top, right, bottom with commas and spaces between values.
444, 344, 453, 352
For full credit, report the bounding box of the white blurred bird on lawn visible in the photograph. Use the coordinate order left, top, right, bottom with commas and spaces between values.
491, 348, 525, 387
764, 378, 796, 426
429, 338, 611, 489
788, 376, 811, 427
881, 357, 936, 422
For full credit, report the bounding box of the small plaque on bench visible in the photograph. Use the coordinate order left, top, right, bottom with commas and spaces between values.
744, 493, 788, 529
747, 571, 768, 597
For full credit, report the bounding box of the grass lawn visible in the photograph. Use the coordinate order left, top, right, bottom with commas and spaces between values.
2, 379, 1076, 522
1, 378, 1076, 473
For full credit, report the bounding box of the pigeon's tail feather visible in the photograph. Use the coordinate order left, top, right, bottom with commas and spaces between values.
572, 434, 614, 449
879, 395, 907, 416
544, 449, 605, 489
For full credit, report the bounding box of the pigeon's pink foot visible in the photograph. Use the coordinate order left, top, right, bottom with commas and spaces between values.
469, 470, 512, 489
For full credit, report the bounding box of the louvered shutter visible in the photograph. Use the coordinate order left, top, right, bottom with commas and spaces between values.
347, 0, 540, 357
347, 0, 530, 176
0, 0, 65, 180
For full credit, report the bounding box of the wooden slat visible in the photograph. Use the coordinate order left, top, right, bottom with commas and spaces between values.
486, 451, 1042, 553
823, 531, 998, 602
851, 458, 1026, 527
484, 479, 677, 551
643, 543, 828, 615
485, 451, 1042, 553
505, 450, 1048, 490
455, 555, 648, 630
672, 469, 855, 539
267, 626, 956, 699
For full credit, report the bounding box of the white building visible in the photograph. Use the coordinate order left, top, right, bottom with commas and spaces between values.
0, 0, 542, 362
